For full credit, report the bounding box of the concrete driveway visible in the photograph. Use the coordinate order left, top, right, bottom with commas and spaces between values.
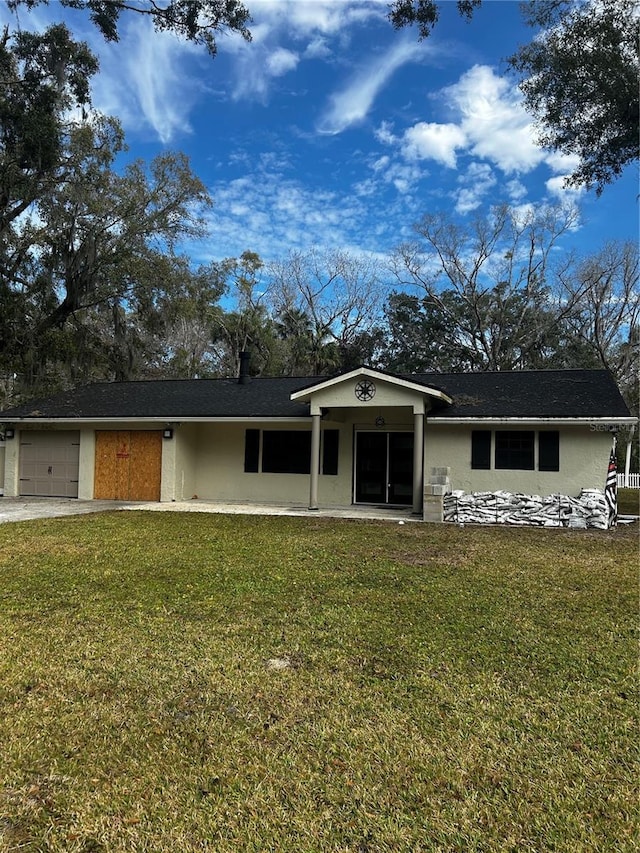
0, 496, 134, 524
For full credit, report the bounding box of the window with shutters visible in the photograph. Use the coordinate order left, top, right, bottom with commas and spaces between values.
495, 431, 535, 470
471, 429, 560, 471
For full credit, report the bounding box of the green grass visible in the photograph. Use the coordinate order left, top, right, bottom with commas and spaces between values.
618, 487, 639, 516
0, 512, 637, 852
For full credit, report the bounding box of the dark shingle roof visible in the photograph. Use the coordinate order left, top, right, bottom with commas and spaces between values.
0, 369, 631, 421
0, 377, 315, 420
415, 369, 632, 419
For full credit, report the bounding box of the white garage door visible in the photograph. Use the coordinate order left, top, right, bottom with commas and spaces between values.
19, 431, 80, 497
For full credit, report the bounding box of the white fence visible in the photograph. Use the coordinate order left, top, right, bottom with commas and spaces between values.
618, 473, 640, 489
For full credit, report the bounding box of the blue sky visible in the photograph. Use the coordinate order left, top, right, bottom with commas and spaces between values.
5, 0, 638, 268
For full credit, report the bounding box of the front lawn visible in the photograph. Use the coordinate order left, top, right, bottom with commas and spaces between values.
618, 487, 639, 516
0, 513, 637, 852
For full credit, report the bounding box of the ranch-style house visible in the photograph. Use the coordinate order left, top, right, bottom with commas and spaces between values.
0, 366, 634, 518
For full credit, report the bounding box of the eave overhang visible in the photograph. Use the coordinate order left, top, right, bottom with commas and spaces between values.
427, 416, 638, 426
1, 416, 311, 425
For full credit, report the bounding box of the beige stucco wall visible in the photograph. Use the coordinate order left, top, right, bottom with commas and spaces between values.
77, 428, 95, 499
3, 430, 19, 496
163, 423, 199, 502
5, 417, 619, 506
424, 424, 615, 496
191, 422, 315, 505
180, 408, 419, 506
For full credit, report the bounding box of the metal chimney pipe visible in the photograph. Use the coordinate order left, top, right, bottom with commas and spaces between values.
238, 350, 250, 384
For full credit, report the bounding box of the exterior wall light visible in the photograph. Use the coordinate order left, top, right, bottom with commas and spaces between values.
162, 427, 174, 440
3, 427, 15, 439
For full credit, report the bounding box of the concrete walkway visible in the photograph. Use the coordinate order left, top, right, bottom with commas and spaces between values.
0, 496, 136, 524
122, 499, 419, 522
0, 496, 420, 525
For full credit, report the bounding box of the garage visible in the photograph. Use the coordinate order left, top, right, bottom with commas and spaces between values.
94, 430, 162, 501
19, 431, 80, 497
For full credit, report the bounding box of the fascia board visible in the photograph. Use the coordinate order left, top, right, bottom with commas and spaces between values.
2, 416, 312, 425
427, 416, 638, 426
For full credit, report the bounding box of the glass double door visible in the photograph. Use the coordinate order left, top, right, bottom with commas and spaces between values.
354, 431, 413, 506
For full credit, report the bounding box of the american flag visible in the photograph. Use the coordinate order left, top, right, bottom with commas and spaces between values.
604, 442, 617, 529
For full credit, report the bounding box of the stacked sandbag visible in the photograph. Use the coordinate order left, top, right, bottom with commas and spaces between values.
443, 488, 610, 529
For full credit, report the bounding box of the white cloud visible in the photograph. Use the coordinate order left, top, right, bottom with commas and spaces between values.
375, 121, 398, 146
444, 65, 544, 174
199, 154, 424, 264
402, 122, 467, 168
389, 63, 588, 207
220, 1, 388, 103
248, 0, 386, 38
545, 175, 585, 203
92, 19, 201, 143
505, 179, 528, 202
453, 162, 497, 213
379, 64, 544, 177
544, 150, 581, 175
304, 36, 332, 59
317, 39, 424, 134
267, 47, 300, 76
203, 173, 371, 260
372, 155, 391, 173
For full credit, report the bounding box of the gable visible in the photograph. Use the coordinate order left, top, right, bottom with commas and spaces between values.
290, 366, 452, 415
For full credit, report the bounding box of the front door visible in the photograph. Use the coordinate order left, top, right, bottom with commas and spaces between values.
354, 431, 413, 505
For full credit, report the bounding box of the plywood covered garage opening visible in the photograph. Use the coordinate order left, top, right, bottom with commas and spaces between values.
94, 430, 162, 501
19, 431, 80, 497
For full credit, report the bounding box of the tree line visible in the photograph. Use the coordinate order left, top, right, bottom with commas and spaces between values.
0, 0, 637, 413
2, 203, 636, 404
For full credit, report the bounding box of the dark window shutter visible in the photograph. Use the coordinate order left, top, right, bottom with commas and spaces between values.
471, 430, 491, 469
244, 429, 260, 473
538, 431, 559, 471
322, 429, 339, 475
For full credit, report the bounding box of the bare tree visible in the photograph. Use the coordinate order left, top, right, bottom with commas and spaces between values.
269, 248, 384, 375
561, 241, 639, 388
390, 203, 581, 371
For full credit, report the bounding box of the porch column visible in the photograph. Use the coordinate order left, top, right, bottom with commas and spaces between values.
309, 413, 321, 510
624, 424, 635, 486
412, 412, 424, 514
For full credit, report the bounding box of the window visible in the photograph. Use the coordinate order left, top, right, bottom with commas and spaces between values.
263, 431, 311, 474
538, 431, 560, 472
244, 428, 339, 475
495, 431, 535, 470
471, 430, 491, 470
471, 430, 560, 472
